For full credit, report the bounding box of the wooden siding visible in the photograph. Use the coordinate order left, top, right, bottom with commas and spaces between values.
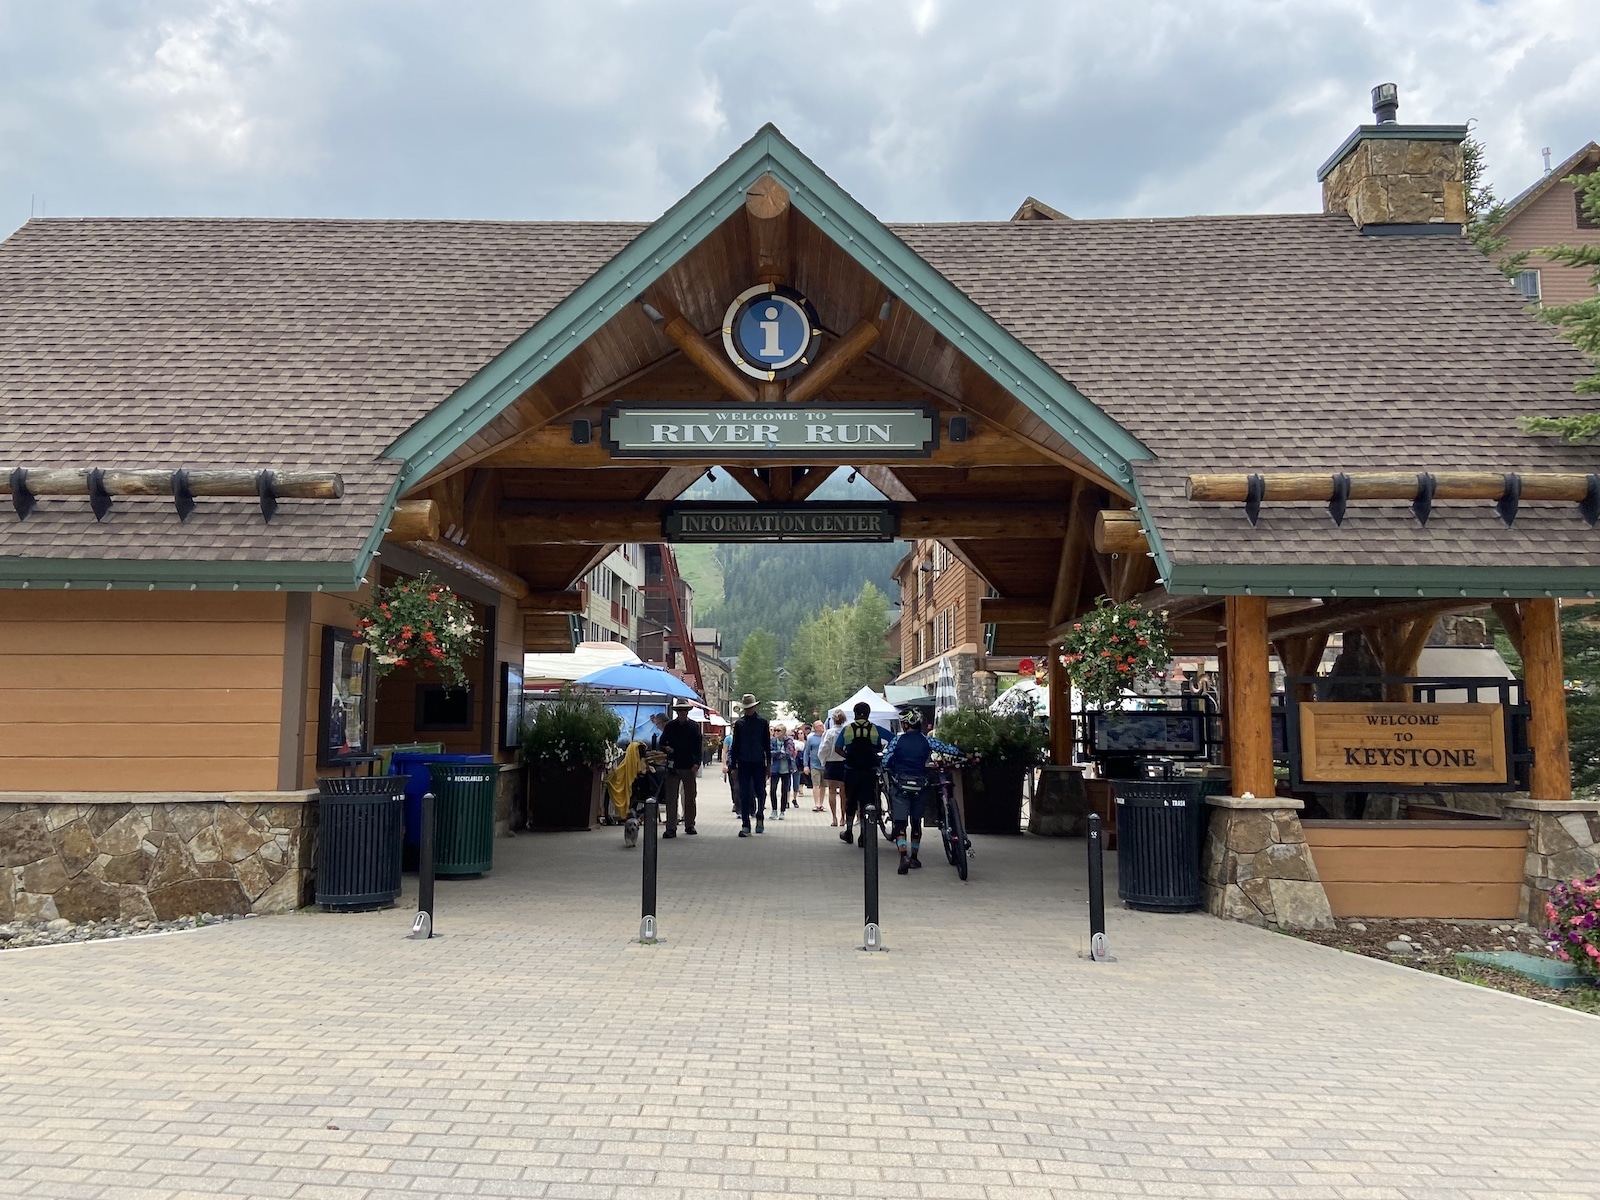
1499, 178, 1600, 308
0, 591, 288, 792
1303, 820, 1528, 919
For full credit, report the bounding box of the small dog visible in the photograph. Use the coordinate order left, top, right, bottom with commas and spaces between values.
623, 757, 667, 849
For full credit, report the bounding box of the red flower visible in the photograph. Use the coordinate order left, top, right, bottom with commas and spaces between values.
395, 659, 409, 669
422, 631, 436, 643
1128, 620, 1138, 628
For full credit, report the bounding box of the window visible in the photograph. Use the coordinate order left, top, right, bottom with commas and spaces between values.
1514, 270, 1542, 303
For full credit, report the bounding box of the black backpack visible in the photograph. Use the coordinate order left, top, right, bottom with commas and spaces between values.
840, 720, 882, 769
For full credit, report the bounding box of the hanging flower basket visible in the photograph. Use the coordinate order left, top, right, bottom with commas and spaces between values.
353, 572, 481, 688
1057, 598, 1172, 708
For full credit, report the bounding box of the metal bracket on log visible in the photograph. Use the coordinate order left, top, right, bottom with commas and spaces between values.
1189, 470, 1597, 526
1411, 472, 1435, 526
1, 468, 341, 522
10, 467, 35, 520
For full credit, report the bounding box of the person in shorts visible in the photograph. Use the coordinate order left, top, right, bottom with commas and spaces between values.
883, 708, 935, 873
819, 709, 847, 826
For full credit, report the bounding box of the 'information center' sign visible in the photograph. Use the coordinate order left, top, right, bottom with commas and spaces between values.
663, 504, 897, 543
605, 404, 937, 457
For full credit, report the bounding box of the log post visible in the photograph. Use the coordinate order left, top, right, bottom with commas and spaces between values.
746, 174, 790, 286
1225, 595, 1275, 798
1522, 599, 1572, 801
1048, 647, 1072, 765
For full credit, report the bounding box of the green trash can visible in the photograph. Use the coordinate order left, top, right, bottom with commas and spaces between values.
426, 761, 498, 878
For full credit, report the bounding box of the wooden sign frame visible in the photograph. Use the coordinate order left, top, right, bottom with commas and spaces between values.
1284, 676, 1526, 793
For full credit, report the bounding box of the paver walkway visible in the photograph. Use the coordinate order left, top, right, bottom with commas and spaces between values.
3, 793, 1600, 1199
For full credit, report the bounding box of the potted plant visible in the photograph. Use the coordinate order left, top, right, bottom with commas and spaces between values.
1058, 598, 1173, 779
521, 686, 622, 831
934, 705, 1048, 835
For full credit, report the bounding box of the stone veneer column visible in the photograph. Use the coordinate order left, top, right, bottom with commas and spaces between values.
1501, 798, 1600, 927
1201, 794, 1334, 930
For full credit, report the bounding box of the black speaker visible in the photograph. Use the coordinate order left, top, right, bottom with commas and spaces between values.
948, 415, 969, 442
571, 419, 592, 445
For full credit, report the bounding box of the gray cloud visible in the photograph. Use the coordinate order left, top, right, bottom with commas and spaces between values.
0, 0, 1592, 236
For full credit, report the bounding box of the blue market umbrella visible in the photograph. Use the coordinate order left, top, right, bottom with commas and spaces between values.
573, 662, 703, 701
572, 661, 704, 744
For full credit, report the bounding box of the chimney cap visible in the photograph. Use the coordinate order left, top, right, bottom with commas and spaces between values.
1371, 82, 1399, 124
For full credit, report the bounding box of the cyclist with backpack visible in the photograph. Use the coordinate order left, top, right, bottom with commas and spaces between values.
882, 708, 943, 873
837, 701, 886, 845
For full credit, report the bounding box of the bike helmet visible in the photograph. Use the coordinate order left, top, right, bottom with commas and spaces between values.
898, 707, 924, 728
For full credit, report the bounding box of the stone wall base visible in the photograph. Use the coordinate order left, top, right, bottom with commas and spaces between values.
1503, 799, 1600, 927
0, 793, 318, 924
1202, 795, 1334, 930
495, 765, 524, 838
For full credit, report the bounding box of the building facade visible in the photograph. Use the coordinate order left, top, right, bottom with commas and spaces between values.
1495, 141, 1600, 308
891, 538, 1024, 708
577, 544, 643, 646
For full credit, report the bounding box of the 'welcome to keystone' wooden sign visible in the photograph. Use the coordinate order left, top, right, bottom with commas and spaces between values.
605, 404, 937, 457
1298, 702, 1509, 785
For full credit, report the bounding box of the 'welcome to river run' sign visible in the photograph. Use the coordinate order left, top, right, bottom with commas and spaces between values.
1297, 702, 1509, 786
604, 404, 937, 457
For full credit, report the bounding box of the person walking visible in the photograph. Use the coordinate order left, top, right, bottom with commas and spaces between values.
658, 699, 701, 837
838, 701, 885, 845
819, 709, 847, 826
729, 694, 771, 836
804, 720, 825, 811
882, 708, 936, 872
768, 723, 795, 818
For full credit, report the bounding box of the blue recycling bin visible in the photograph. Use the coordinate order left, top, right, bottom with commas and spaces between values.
390, 752, 495, 852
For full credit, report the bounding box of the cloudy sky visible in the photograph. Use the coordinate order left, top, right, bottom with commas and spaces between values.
0, 0, 1594, 236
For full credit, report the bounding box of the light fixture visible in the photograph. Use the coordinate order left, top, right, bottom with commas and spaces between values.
639, 301, 665, 324
847, 470, 857, 484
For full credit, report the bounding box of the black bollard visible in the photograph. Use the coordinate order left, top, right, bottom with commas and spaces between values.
861, 800, 883, 951
1086, 812, 1112, 961
410, 791, 436, 940
640, 790, 659, 944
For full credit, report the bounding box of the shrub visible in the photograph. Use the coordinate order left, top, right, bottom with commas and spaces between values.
521, 686, 622, 770
934, 705, 1047, 766
1546, 871, 1600, 976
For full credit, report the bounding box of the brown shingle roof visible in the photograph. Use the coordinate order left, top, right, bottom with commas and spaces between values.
895, 214, 1599, 574
0, 218, 643, 572
1, 211, 1594, 579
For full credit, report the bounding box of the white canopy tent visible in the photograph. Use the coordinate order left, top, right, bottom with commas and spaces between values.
832, 685, 899, 726
991, 677, 1051, 718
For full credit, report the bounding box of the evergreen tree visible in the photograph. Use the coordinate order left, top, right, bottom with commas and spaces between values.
784, 583, 896, 721
1522, 167, 1600, 440
734, 628, 779, 720
846, 581, 894, 691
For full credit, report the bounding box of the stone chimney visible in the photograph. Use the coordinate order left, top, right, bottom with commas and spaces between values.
1317, 84, 1468, 233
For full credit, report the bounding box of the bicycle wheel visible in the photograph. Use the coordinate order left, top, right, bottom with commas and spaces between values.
946, 789, 969, 881
941, 794, 959, 865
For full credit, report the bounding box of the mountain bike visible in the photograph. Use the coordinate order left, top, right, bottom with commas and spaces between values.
931, 753, 970, 881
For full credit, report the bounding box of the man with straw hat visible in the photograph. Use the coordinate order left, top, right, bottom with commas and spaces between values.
659, 698, 702, 837
728, 693, 771, 837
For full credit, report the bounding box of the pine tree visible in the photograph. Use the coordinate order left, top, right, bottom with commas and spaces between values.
734, 629, 779, 720
1519, 168, 1600, 440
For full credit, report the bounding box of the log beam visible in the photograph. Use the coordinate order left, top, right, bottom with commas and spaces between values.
3, 468, 342, 499
1093, 509, 1148, 555
384, 499, 440, 543
400, 538, 532, 601
1520, 599, 1572, 801
789, 467, 834, 502
518, 589, 585, 614
784, 317, 883, 406
498, 501, 1070, 545
723, 467, 775, 504
979, 597, 1052, 625
1224, 595, 1275, 798
746, 174, 790, 286
1268, 597, 1472, 644
646, 297, 760, 404
1189, 471, 1594, 502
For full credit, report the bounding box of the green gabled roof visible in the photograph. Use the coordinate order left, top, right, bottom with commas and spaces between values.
383, 124, 1150, 492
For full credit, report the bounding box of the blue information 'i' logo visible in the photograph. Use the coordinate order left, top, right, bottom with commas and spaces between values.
722, 285, 821, 381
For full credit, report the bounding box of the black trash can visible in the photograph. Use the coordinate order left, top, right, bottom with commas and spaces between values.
316, 775, 406, 911
1114, 778, 1206, 912
426, 761, 498, 878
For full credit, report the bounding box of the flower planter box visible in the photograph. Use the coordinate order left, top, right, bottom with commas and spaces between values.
525, 763, 602, 832
956, 760, 1027, 835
